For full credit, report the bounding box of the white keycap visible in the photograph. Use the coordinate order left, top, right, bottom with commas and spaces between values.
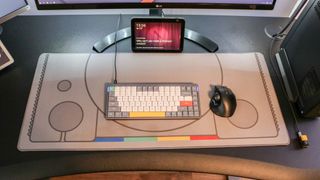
158, 102, 163, 106
120, 87, 126, 92
156, 106, 161, 111
138, 106, 144, 112
169, 101, 175, 106
126, 91, 131, 96
165, 86, 170, 92
148, 91, 153, 96
150, 107, 155, 112
124, 101, 129, 106
144, 107, 150, 111
131, 87, 136, 93
152, 102, 157, 107
133, 107, 138, 112
185, 96, 192, 101
170, 91, 177, 96
122, 106, 127, 112
161, 106, 166, 111
130, 102, 135, 107
120, 91, 126, 96
131, 91, 136, 96
172, 106, 178, 111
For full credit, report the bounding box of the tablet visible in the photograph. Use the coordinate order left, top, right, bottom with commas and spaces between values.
0, 40, 14, 70
131, 17, 185, 52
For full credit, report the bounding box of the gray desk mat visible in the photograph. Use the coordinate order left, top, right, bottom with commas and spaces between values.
18, 53, 289, 151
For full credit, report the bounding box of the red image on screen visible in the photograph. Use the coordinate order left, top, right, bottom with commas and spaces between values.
134, 22, 182, 50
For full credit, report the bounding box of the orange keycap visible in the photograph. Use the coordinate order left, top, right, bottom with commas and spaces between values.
180, 101, 193, 107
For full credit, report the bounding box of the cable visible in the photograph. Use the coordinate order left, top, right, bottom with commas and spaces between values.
272, 0, 308, 38
213, 53, 224, 86
113, 13, 122, 84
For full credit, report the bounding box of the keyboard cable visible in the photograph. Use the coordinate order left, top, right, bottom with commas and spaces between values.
113, 13, 122, 84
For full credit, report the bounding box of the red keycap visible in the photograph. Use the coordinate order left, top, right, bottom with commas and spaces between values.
180, 101, 193, 107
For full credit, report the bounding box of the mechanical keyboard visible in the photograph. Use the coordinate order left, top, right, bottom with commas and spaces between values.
105, 83, 201, 119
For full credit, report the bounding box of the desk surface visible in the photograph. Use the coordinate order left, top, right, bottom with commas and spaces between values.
0, 14, 319, 173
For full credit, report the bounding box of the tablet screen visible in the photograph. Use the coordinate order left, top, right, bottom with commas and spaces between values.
132, 18, 185, 52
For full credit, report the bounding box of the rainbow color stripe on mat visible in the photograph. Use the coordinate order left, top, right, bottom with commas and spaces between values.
95, 136, 219, 142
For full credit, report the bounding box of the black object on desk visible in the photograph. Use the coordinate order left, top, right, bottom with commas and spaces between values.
276, 0, 320, 118
210, 85, 237, 118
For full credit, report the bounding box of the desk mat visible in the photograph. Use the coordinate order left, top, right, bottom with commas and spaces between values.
18, 53, 289, 151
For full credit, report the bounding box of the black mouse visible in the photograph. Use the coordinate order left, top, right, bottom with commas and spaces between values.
210, 86, 237, 117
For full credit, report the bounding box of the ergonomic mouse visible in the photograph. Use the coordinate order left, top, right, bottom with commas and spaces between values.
210, 86, 237, 117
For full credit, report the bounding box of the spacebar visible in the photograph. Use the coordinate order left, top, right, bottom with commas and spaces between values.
129, 112, 166, 118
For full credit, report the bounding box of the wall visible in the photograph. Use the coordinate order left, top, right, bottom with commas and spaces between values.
23, 0, 298, 17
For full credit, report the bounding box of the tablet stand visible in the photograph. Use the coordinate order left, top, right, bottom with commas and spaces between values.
93, 9, 219, 53
93, 27, 218, 53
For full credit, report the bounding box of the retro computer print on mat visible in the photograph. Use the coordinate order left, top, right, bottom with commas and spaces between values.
18, 53, 289, 151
